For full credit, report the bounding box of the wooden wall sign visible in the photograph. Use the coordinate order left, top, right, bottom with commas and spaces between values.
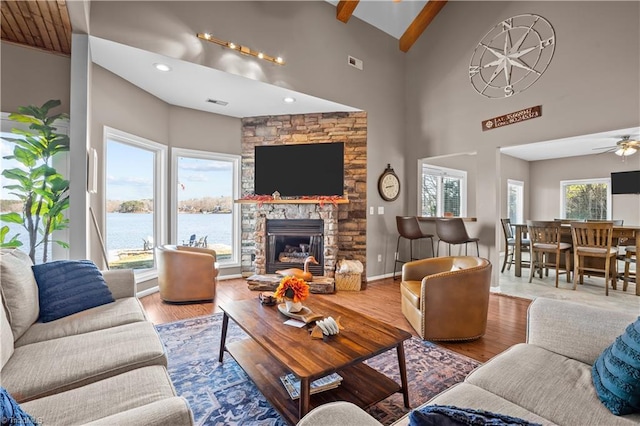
482, 105, 542, 131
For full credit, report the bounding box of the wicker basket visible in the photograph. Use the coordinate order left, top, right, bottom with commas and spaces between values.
335, 272, 362, 291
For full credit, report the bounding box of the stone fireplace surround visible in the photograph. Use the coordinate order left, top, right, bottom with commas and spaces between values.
253, 203, 339, 277
240, 112, 367, 281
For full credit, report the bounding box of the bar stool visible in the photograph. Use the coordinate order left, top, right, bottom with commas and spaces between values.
393, 216, 434, 279
435, 218, 479, 256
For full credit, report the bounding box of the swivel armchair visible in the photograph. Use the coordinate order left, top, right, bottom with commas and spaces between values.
400, 256, 492, 341
156, 245, 219, 303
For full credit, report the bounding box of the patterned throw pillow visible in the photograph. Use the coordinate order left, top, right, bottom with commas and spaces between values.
409, 405, 540, 426
1, 387, 39, 425
592, 317, 640, 415
32, 260, 115, 323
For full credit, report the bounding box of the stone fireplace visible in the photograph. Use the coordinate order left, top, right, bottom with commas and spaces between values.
240, 112, 368, 281
252, 203, 339, 277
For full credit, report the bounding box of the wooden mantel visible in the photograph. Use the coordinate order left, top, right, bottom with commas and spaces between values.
235, 197, 349, 205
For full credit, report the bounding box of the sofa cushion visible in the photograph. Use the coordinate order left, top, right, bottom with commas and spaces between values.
21, 366, 191, 425
2, 321, 167, 403
465, 344, 640, 425
32, 260, 114, 322
409, 404, 541, 426
15, 297, 147, 347
1, 294, 14, 373
1, 386, 38, 425
592, 317, 640, 415
0, 249, 39, 341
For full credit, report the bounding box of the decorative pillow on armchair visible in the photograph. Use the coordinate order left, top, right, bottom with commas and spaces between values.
592, 317, 640, 415
32, 260, 115, 323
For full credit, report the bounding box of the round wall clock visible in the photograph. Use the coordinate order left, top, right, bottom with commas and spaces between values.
469, 14, 555, 99
378, 164, 400, 201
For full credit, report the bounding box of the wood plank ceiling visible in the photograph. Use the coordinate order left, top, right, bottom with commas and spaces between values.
336, 0, 447, 52
1, 0, 72, 56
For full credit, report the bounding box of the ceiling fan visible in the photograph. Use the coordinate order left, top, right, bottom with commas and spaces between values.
593, 135, 640, 158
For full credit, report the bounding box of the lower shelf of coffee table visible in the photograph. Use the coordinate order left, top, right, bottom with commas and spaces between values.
226, 338, 402, 425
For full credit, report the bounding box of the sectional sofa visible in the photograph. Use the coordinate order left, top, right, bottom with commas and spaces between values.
0, 248, 193, 425
298, 297, 640, 426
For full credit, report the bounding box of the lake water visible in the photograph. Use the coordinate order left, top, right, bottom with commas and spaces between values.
2, 212, 232, 261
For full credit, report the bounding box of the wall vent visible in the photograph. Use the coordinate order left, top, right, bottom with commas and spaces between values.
348, 55, 363, 70
206, 99, 228, 106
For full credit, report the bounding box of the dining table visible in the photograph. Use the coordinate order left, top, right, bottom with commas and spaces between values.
512, 222, 640, 295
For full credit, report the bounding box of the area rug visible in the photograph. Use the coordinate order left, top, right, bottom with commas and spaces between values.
156, 314, 480, 425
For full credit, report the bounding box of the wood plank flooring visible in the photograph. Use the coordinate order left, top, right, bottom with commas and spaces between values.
140, 277, 530, 363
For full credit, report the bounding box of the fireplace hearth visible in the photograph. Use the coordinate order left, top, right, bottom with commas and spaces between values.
266, 219, 323, 275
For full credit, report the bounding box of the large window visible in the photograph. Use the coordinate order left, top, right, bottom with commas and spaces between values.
104, 127, 166, 275
1, 113, 69, 263
419, 163, 467, 217
560, 178, 611, 220
171, 148, 240, 266
507, 179, 524, 224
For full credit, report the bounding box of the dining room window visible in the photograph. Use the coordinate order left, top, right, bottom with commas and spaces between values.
507, 179, 524, 224
560, 178, 611, 220
419, 164, 467, 217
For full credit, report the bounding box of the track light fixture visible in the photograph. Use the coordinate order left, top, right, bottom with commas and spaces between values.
197, 33, 285, 65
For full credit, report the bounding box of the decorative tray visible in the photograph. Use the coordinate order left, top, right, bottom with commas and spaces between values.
277, 304, 323, 323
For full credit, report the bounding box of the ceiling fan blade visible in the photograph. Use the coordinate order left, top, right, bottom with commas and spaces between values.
592, 146, 616, 151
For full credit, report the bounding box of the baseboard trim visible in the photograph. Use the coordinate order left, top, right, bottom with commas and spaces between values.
367, 272, 398, 282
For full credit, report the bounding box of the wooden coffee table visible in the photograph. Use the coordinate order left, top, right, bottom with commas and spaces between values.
218, 297, 411, 425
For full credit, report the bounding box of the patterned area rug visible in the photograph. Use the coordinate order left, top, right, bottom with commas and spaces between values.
156, 314, 480, 425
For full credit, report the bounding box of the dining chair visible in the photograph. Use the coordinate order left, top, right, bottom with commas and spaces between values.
393, 216, 435, 279
620, 246, 636, 292
527, 221, 572, 288
435, 218, 479, 257
570, 221, 618, 296
500, 218, 530, 273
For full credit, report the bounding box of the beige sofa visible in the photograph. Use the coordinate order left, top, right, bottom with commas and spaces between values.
0, 248, 193, 425
298, 297, 640, 426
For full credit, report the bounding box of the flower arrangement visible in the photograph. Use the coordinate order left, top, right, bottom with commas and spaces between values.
274, 276, 310, 303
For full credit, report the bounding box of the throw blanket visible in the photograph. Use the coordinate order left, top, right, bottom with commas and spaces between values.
409, 405, 541, 426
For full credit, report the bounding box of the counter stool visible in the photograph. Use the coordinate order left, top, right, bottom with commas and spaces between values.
435, 218, 479, 256
393, 216, 434, 279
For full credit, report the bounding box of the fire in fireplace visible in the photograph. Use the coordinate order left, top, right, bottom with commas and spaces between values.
266, 219, 324, 276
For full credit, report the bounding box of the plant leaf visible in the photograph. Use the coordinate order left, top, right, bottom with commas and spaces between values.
0, 212, 24, 224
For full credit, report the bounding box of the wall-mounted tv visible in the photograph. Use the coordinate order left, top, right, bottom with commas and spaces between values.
254, 143, 344, 197
611, 170, 640, 194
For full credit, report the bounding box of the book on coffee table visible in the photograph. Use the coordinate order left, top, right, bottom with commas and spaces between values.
279, 372, 343, 400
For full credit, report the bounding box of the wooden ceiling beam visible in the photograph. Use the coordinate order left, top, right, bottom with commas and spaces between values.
336, 0, 359, 23
399, 0, 447, 52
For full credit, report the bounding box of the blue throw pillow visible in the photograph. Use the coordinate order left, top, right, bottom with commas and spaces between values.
592, 317, 640, 415
32, 260, 115, 323
409, 405, 540, 426
1, 387, 39, 425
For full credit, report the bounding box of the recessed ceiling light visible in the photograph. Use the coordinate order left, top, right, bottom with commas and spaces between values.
283, 97, 296, 103
153, 63, 171, 72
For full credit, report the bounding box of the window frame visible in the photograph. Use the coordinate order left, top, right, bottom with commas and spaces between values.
417, 161, 468, 217
507, 179, 524, 224
559, 177, 612, 220
171, 147, 241, 268
103, 126, 167, 282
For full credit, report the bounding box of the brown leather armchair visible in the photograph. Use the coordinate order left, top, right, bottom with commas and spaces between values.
401, 256, 492, 341
156, 245, 219, 303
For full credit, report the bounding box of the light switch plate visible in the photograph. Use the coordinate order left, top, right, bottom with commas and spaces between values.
369, 206, 374, 215
378, 206, 384, 215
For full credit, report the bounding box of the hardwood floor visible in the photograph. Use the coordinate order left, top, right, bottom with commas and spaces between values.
140, 277, 530, 363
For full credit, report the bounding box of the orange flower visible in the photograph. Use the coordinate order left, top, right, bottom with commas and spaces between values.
274, 276, 310, 303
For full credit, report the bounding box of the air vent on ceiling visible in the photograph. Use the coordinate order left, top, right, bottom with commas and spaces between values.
348, 55, 363, 70
206, 99, 228, 106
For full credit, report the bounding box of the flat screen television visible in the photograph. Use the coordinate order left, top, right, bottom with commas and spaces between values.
254, 143, 344, 197
611, 170, 640, 194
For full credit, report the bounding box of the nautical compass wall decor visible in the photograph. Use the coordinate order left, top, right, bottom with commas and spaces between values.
469, 14, 555, 99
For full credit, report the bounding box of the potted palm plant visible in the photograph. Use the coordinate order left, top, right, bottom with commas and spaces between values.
0, 100, 70, 263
